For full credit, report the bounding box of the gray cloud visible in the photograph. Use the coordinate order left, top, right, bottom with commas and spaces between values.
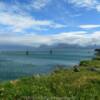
0, 31, 100, 46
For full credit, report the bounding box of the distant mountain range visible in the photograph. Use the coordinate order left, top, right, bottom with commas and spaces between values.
0, 43, 100, 51
37, 43, 100, 50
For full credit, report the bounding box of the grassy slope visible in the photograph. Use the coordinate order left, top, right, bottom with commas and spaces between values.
0, 60, 100, 99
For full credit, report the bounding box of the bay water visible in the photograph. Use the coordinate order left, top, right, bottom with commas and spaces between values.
0, 48, 95, 80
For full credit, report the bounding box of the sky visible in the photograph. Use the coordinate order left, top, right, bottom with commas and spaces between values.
0, 0, 100, 47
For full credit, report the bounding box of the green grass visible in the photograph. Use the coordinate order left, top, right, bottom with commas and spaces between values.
0, 58, 100, 99
80, 59, 100, 68
0, 67, 100, 100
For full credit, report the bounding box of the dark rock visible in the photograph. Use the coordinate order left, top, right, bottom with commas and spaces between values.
88, 67, 100, 72
73, 65, 80, 72
89, 68, 97, 71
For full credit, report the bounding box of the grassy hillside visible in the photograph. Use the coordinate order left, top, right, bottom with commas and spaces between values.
0, 57, 100, 99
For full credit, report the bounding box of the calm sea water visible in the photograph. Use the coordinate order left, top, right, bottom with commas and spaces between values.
0, 48, 94, 81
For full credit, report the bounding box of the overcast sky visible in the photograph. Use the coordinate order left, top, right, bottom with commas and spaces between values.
0, 0, 100, 46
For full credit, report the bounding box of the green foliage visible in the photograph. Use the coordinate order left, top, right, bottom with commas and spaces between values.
93, 56, 100, 60
95, 49, 100, 55
80, 60, 100, 68
0, 67, 100, 100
